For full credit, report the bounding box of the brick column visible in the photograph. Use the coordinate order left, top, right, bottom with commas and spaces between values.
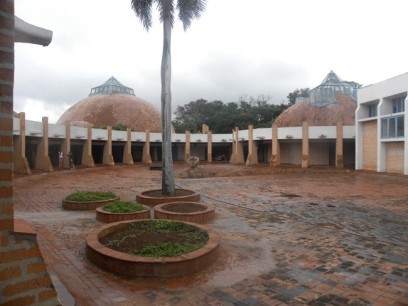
103, 126, 114, 165
62, 122, 71, 168
82, 124, 95, 167
0, 4, 59, 305
185, 130, 191, 161
142, 129, 152, 164
13, 112, 31, 174
336, 121, 344, 168
271, 124, 280, 167
123, 128, 133, 165
0, 0, 15, 232
301, 122, 309, 168
207, 131, 212, 162
35, 116, 53, 171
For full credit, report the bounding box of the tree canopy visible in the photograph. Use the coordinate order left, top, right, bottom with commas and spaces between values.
286, 88, 310, 105
172, 95, 288, 133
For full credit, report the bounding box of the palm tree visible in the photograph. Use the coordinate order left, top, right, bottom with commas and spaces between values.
131, 0, 206, 196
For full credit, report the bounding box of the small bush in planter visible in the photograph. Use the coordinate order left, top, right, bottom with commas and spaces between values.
64, 191, 118, 202
102, 201, 147, 213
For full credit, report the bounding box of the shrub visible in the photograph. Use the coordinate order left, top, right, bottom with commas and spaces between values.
102, 201, 146, 213
65, 191, 117, 202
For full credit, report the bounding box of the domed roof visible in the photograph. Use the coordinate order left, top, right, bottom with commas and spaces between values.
57, 77, 161, 132
274, 94, 357, 127
274, 71, 357, 127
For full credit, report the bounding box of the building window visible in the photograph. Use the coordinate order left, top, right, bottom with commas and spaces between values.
368, 105, 377, 117
381, 115, 404, 138
392, 96, 405, 113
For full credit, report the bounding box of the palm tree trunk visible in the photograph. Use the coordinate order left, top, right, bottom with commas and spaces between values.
161, 15, 175, 196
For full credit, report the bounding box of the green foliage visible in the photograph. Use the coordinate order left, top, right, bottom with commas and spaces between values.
94, 123, 132, 131
102, 201, 146, 213
132, 241, 206, 257
129, 220, 209, 257
287, 88, 310, 105
64, 191, 117, 202
172, 95, 289, 133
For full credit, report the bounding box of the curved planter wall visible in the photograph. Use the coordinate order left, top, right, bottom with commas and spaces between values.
96, 207, 151, 223
86, 220, 220, 278
62, 198, 119, 210
136, 189, 200, 207
154, 202, 215, 224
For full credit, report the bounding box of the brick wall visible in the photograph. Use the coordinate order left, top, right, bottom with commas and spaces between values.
386, 142, 404, 174
0, 2, 59, 304
0, 222, 59, 305
362, 121, 377, 171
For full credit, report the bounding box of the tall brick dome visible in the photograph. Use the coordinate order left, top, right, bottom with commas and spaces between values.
274, 71, 358, 127
57, 77, 161, 132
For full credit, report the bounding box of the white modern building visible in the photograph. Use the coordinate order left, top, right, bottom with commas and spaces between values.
356, 73, 408, 175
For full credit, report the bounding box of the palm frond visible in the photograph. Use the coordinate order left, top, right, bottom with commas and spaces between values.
156, 0, 175, 28
130, 0, 155, 30
177, 0, 206, 31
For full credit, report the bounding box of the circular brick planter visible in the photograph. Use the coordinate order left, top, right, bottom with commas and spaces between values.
62, 197, 119, 210
136, 188, 200, 207
154, 202, 215, 224
96, 206, 151, 223
86, 220, 220, 278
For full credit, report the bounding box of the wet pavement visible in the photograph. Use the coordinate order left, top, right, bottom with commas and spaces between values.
13, 164, 408, 306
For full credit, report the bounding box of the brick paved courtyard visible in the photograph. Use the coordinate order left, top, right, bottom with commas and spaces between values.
13, 164, 408, 306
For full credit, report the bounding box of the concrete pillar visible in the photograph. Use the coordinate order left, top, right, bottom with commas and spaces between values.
35, 116, 53, 171
185, 130, 191, 160
246, 125, 258, 166
271, 124, 280, 167
202, 124, 209, 134
62, 122, 71, 168
103, 126, 115, 165
230, 127, 244, 164
13, 112, 31, 174
142, 129, 152, 164
82, 124, 95, 167
123, 128, 134, 165
336, 121, 344, 168
301, 122, 309, 168
207, 131, 212, 162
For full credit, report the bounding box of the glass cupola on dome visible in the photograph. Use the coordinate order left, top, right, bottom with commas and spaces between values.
309, 71, 357, 107
89, 76, 135, 96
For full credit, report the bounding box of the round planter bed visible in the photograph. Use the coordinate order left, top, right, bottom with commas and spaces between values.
86, 219, 220, 278
96, 206, 151, 223
62, 197, 119, 211
136, 188, 200, 207
154, 202, 214, 224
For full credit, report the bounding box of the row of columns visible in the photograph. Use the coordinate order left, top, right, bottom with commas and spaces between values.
270, 121, 344, 168
13, 114, 345, 173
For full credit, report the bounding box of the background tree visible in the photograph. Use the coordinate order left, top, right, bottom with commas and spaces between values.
131, 0, 206, 196
173, 95, 288, 133
287, 88, 310, 105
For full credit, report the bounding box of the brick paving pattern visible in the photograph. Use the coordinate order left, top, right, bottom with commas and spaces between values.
13, 164, 408, 306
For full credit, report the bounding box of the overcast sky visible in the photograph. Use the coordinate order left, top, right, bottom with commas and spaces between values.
15, 0, 408, 123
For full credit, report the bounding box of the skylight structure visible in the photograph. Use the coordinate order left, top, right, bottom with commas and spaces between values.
89, 76, 135, 96
309, 71, 357, 106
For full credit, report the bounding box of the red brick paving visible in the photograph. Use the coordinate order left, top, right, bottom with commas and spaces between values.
13, 164, 408, 305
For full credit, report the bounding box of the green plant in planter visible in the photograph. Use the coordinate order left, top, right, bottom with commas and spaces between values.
64, 191, 117, 202
102, 201, 146, 213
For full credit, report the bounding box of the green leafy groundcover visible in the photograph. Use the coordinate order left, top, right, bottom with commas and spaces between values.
103, 220, 209, 257
102, 201, 146, 213
65, 191, 117, 202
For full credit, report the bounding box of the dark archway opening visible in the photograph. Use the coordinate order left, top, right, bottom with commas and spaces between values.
131, 145, 143, 162
112, 143, 124, 163
92, 144, 104, 164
